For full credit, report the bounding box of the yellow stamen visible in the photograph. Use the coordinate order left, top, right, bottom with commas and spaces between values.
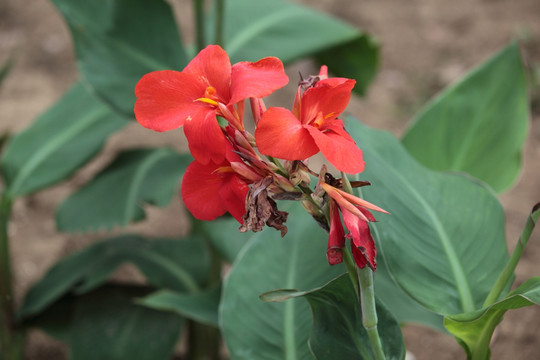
195, 97, 219, 106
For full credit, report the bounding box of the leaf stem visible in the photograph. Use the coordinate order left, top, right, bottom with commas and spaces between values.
0, 194, 24, 359
193, 0, 205, 52
343, 247, 359, 295
357, 267, 386, 360
341, 173, 386, 360
483, 202, 540, 307
214, 0, 225, 47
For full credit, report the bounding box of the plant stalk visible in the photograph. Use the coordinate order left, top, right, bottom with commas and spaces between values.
215, 0, 225, 47
187, 223, 222, 360
0, 194, 24, 359
193, 0, 205, 52
357, 267, 386, 360
340, 172, 386, 359
483, 203, 540, 307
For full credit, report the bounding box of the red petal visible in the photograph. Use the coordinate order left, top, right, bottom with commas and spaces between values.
230, 57, 289, 105
220, 175, 249, 223
184, 111, 226, 165
327, 200, 345, 265
255, 107, 319, 160
134, 70, 208, 132
342, 208, 377, 270
305, 126, 364, 174
181, 161, 228, 221
183, 45, 232, 102
301, 79, 355, 124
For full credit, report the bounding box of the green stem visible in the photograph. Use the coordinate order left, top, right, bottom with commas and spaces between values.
214, 0, 225, 47
469, 312, 503, 360
357, 267, 386, 360
193, 0, 205, 51
483, 203, 540, 307
0, 194, 24, 359
341, 172, 385, 359
342, 247, 359, 295
187, 222, 221, 360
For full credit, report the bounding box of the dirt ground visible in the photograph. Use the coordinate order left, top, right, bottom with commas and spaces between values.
1, 0, 539, 359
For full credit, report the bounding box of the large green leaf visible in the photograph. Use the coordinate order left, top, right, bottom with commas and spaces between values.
374, 257, 445, 332
221, 0, 378, 94
196, 217, 253, 264
56, 149, 190, 232
139, 284, 221, 327
402, 42, 529, 192
444, 277, 540, 359
262, 274, 405, 360
70, 285, 183, 360
220, 204, 345, 360
348, 118, 509, 315
51, 0, 187, 116
19, 234, 209, 319
0, 82, 127, 198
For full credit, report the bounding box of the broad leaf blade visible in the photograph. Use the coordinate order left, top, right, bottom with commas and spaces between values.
263, 274, 405, 360
56, 149, 190, 232
220, 204, 344, 360
0, 82, 127, 198
19, 235, 209, 319
139, 285, 221, 326
222, 0, 378, 94
444, 277, 540, 358
316, 34, 379, 96
348, 118, 509, 315
375, 258, 445, 332
70, 285, 183, 360
402, 42, 529, 192
196, 218, 253, 263
51, 0, 187, 116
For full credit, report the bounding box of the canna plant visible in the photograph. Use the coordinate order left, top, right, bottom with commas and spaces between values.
0, 0, 538, 360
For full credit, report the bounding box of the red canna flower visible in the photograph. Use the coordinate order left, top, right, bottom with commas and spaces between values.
135, 45, 288, 165
321, 182, 387, 270
327, 199, 346, 265
181, 144, 258, 224
341, 205, 377, 270
255, 69, 364, 174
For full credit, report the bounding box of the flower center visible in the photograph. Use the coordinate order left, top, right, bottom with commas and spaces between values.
195, 86, 220, 106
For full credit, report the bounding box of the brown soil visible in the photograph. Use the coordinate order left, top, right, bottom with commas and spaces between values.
1, 0, 539, 359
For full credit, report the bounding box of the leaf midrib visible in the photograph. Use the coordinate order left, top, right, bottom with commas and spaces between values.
283, 238, 301, 360
123, 149, 170, 225
369, 147, 475, 313
226, 7, 306, 57
7, 106, 109, 197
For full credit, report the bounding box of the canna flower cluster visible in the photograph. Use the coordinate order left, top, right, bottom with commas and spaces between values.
134, 45, 387, 269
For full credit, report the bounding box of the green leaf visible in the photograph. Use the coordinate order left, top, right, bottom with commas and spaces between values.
220, 204, 345, 360
347, 118, 509, 315
374, 258, 445, 332
19, 234, 209, 319
221, 0, 378, 94
444, 277, 540, 359
23, 293, 76, 343
402, 42, 529, 192
196, 217, 253, 263
70, 285, 183, 360
0, 82, 127, 198
138, 284, 221, 327
56, 149, 190, 232
262, 274, 405, 360
51, 0, 187, 116
316, 35, 379, 96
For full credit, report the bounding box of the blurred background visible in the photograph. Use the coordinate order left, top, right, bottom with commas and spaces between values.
1, 0, 539, 359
